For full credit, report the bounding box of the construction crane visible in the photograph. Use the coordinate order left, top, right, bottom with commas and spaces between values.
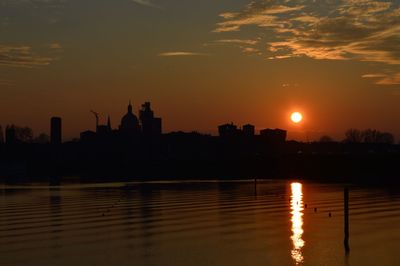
90, 110, 99, 132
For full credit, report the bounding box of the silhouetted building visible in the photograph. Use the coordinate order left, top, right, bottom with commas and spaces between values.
260, 128, 287, 143
5, 125, 16, 144
90, 114, 113, 139
92, 115, 112, 137
139, 102, 154, 134
97, 125, 111, 137
242, 124, 255, 137
80, 100, 163, 143
0, 125, 3, 144
139, 102, 162, 136
153, 118, 162, 136
107, 115, 112, 131
80, 130, 96, 142
50, 117, 62, 144
120, 101, 141, 134
219, 123, 240, 137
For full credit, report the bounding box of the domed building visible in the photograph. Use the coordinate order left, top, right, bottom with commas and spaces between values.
119, 101, 141, 134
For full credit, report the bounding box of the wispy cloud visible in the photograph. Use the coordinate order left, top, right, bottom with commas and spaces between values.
212, 39, 259, 46
363, 72, 400, 85
131, 0, 160, 8
158, 52, 208, 57
0, 44, 57, 68
362, 73, 388, 79
49, 42, 62, 49
242, 47, 261, 54
207, 38, 261, 55
214, 2, 305, 33
214, 0, 400, 84
375, 74, 400, 85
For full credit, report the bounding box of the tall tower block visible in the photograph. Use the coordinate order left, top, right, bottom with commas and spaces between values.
50, 117, 62, 144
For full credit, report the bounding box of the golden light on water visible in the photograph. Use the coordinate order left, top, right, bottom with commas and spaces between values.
290, 182, 305, 264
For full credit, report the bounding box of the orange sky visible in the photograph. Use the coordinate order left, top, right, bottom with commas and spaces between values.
1, 0, 399, 141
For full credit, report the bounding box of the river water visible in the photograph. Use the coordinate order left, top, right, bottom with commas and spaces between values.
1, 179, 400, 266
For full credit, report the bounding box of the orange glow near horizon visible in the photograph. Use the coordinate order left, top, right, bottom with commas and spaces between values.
290, 182, 305, 264
1, 1, 400, 140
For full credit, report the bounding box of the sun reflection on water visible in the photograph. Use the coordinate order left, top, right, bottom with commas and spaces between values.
291, 182, 305, 264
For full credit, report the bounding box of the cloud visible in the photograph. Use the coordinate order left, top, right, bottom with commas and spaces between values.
242, 47, 260, 54
206, 38, 261, 55
268, 55, 291, 60
131, 0, 160, 8
207, 39, 261, 55
212, 39, 259, 45
281, 83, 299, 87
214, 1, 305, 33
214, 0, 400, 70
0, 44, 55, 68
375, 74, 400, 85
338, 0, 392, 16
362, 73, 388, 78
49, 42, 62, 49
158, 52, 208, 57
362, 72, 400, 85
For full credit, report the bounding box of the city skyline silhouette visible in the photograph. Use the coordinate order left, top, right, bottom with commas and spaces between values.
1, 98, 398, 143
1, 99, 397, 144
1, 1, 400, 141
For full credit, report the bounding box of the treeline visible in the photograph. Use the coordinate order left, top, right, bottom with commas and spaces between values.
0, 124, 398, 145
0, 125, 49, 144
344, 129, 395, 144
319, 129, 396, 144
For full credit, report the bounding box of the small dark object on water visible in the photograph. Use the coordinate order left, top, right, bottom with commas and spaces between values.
329, 212, 332, 217
314, 208, 317, 212
305, 204, 307, 208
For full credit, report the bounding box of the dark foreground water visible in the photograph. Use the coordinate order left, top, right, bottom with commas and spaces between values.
1, 179, 400, 266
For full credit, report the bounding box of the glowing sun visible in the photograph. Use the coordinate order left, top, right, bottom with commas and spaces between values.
291, 112, 303, 124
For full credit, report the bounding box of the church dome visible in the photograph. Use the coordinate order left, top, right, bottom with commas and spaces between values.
120, 101, 140, 131
121, 113, 139, 129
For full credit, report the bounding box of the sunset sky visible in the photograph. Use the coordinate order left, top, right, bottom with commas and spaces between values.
1, 0, 399, 140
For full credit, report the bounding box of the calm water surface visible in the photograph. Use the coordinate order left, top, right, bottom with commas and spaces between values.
1, 179, 400, 266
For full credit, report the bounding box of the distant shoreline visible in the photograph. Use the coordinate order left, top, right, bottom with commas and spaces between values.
1, 154, 399, 184
1, 140, 399, 183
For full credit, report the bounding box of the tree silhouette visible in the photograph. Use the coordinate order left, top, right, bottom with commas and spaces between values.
344, 128, 394, 144
363, 129, 379, 143
319, 135, 334, 143
344, 129, 363, 143
15, 126, 33, 143
33, 133, 50, 144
